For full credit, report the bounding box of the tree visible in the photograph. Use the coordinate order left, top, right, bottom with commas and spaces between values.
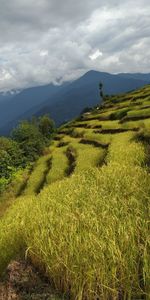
0, 137, 24, 194
0, 137, 24, 179
0, 137, 24, 168
80, 107, 92, 115
11, 120, 45, 162
99, 82, 104, 103
0, 115, 55, 193
38, 114, 55, 139
0, 149, 13, 179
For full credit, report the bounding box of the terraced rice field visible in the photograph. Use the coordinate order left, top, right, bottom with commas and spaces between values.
23, 153, 52, 195
0, 84, 150, 299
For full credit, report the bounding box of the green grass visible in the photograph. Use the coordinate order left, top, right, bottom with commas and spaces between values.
70, 127, 111, 144
100, 120, 121, 129
60, 135, 80, 144
71, 127, 86, 136
106, 132, 146, 166
73, 143, 105, 173
84, 130, 112, 144
54, 135, 106, 173
46, 147, 68, 185
23, 154, 52, 195
143, 98, 150, 105
127, 107, 150, 118
0, 167, 31, 217
73, 120, 121, 130
121, 118, 150, 130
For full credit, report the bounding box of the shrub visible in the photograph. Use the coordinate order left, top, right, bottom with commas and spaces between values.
110, 108, 129, 120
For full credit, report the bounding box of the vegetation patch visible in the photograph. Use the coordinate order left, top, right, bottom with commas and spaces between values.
23, 154, 52, 195
74, 144, 105, 173
36, 157, 52, 194
109, 108, 130, 120
16, 164, 35, 197
70, 129, 85, 138
46, 148, 68, 184
135, 127, 150, 168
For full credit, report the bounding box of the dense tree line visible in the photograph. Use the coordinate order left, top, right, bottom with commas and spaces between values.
0, 115, 55, 193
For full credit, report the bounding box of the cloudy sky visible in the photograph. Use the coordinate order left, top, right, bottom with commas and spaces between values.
0, 0, 150, 91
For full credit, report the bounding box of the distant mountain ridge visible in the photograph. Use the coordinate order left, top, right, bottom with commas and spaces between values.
118, 73, 150, 82
0, 70, 150, 135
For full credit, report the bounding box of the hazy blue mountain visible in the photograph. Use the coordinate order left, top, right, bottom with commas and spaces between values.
33, 70, 149, 125
0, 70, 149, 135
0, 91, 16, 104
118, 73, 150, 82
0, 84, 62, 129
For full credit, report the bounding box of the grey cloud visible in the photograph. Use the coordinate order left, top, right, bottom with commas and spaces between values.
0, 0, 150, 91
0, 0, 128, 43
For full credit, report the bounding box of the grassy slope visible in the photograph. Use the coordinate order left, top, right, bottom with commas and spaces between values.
46, 146, 68, 185
23, 153, 52, 195
0, 84, 150, 299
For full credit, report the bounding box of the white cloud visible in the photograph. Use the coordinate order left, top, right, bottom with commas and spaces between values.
0, 69, 12, 81
89, 50, 103, 60
40, 50, 48, 57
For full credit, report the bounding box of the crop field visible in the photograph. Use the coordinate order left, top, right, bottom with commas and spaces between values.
46, 147, 68, 184
0, 84, 150, 299
23, 153, 52, 195
127, 107, 150, 118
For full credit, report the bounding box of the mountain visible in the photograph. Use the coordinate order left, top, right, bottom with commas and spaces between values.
0, 91, 16, 104
0, 70, 149, 135
118, 73, 150, 82
23, 70, 150, 123
0, 84, 63, 130
35, 70, 149, 125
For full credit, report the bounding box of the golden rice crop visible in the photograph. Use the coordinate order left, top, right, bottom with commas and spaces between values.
23, 153, 52, 195
46, 147, 68, 185
0, 136, 149, 299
